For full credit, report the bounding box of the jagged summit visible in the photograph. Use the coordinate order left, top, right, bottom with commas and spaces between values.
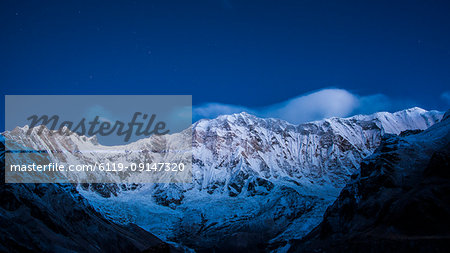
197, 107, 441, 129
7, 107, 442, 145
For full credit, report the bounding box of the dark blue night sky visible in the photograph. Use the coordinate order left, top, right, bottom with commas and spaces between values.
1, 0, 450, 129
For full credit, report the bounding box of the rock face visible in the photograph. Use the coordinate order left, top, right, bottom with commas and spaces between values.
288, 110, 450, 253
2, 107, 443, 251
0, 139, 174, 253
190, 107, 442, 194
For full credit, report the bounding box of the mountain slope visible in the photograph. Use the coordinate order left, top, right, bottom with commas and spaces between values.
190, 107, 441, 194
288, 110, 450, 253
0, 138, 176, 253
2, 107, 443, 251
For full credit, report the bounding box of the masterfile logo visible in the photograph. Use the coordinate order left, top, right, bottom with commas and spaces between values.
4, 95, 193, 184
26, 112, 170, 142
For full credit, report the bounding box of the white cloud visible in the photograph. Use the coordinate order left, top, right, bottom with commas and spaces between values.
84, 105, 115, 123
193, 88, 417, 124
264, 89, 358, 124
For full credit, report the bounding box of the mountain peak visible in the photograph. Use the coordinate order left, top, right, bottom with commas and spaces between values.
405, 106, 426, 112
400, 106, 430, 115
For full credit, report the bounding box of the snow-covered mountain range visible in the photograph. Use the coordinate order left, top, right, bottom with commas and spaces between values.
289, 110, 450, 253
2, 107, 443, 251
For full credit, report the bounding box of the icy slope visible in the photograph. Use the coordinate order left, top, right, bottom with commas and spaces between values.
0, 138, 174, 252
190, 107, 442, 194
288, 110, 450, 253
